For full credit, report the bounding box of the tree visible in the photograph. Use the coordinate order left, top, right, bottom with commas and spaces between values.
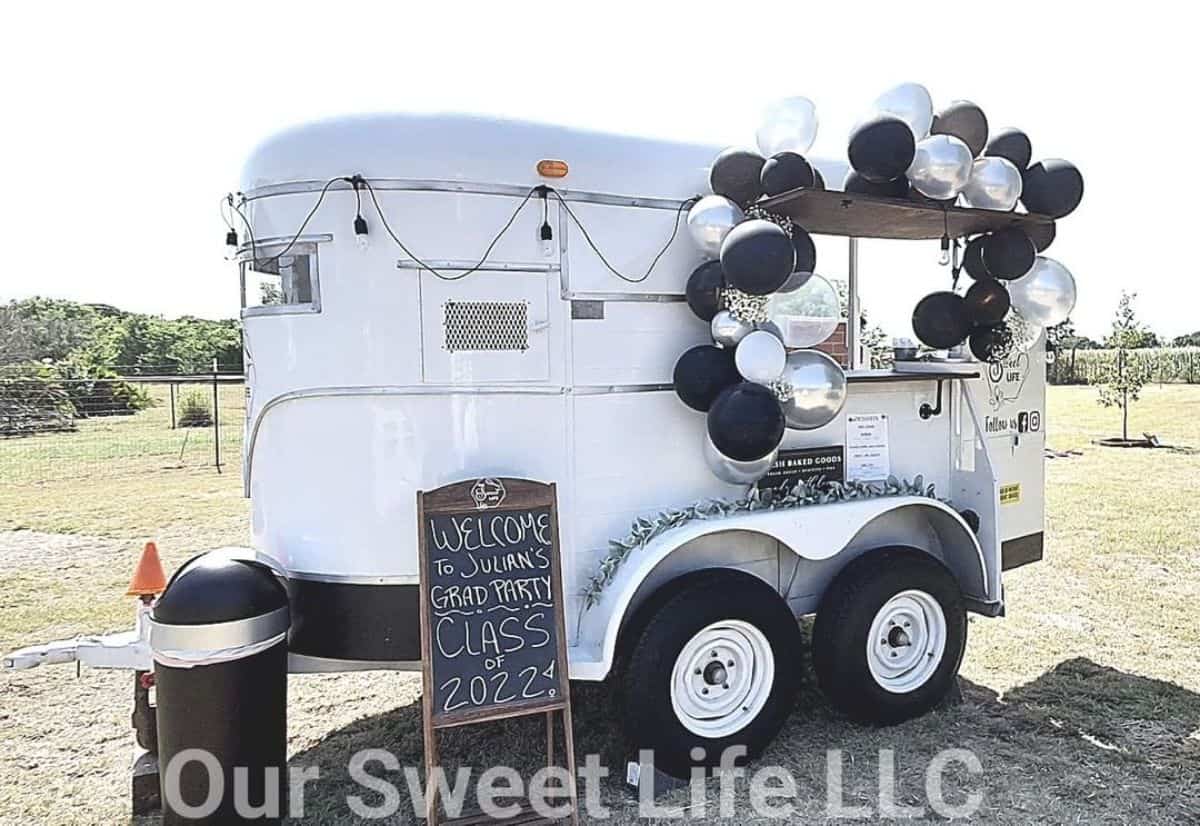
1173, 331, 1200, 347
1096, 292, 1153, 441
1102, 294, 1159, 349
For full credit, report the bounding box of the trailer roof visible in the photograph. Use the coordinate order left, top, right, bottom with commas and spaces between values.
239, 113, 848, 202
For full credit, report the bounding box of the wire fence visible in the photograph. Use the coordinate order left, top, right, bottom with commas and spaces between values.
0, 365, 244, 484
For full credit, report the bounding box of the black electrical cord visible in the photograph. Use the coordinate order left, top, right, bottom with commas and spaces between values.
546, 188, 699, 284
233, 173, 697, 285
363, 178, 540, 281
227, 194, 257, 265
255, 176, 345, 267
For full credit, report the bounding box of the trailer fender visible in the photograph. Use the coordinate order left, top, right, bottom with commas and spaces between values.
574, 496, 985, 682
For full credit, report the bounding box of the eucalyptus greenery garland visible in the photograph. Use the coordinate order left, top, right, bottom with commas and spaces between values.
582, 475, 938, 609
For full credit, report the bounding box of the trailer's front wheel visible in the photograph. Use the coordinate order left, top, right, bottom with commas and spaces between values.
813, 548, 966, 725
620, 571, 801, 777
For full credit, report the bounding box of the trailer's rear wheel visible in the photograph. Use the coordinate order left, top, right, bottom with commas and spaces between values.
619, 571, 801, 777
812, 549, 966, 725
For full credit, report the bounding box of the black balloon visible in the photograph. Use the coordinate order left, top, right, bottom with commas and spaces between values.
1021, 159, 1084, 218
760, 152, 815, 196
710, 148, 766, 206
706, 382, 785, 461
685, 261, 725, 322
932, 101, 989, 157
848, 115, 915, 184
984, 128, 1033, 170
969, 323, 1015, 363
964, 279, 1011, 326
720, 219, 795, 295
791, 225, 817, 273
982, 228, 1035, 279
962, 236, 989, 280
812, 168, 826, 190
1027, 220, 1056, 252
673, 345, 740, 412
844, 170, 909, 199
912, 291, 971, 349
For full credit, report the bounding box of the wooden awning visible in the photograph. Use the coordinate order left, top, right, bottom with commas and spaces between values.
757, 187, 1055, 241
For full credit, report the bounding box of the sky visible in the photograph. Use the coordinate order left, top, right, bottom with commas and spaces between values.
0, 1, 1195, 342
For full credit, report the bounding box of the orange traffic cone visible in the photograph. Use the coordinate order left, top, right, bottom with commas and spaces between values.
126, 541, 168, 597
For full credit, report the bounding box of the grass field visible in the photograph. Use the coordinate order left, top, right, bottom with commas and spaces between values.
1, 385, 1198, 823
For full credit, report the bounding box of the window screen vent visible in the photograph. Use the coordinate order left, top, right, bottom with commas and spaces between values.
443, 301, 529, 352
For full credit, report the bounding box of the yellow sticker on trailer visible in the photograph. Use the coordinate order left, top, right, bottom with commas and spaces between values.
999, 483, 1021, 505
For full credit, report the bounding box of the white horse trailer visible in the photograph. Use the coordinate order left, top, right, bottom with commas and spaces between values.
6, 113, 1047, 777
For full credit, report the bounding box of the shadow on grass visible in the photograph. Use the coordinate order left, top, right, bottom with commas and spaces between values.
267, 657, 1200, 824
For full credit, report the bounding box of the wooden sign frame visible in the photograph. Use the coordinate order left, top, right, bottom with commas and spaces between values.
417, 477, 578, 826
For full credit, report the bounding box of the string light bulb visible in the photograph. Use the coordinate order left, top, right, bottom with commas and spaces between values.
537, 185, 554, 258
354, 215, 369, 251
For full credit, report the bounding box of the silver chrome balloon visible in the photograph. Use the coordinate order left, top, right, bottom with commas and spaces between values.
711, 309, 754, 348
735, 330, 787, 385
756, 97, 819, 157
704, 433, 777, 485
907, 134, 974, 200
686, 195, 744, 257
960, 157, 1023, 211
779, 349, 847, 430
1007, 256, 1076, 327
766, 273, 840, 349
872, 83, 934, 139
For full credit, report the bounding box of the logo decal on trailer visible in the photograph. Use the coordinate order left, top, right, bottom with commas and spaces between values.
999, 483, 1021, 505
470, 478, 508, 509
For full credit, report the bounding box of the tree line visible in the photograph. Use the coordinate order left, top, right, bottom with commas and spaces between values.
0, 298, 242, 436
0, 297, 242, 373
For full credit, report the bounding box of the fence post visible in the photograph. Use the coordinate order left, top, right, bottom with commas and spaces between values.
169, 382, 177, 429
212, 358, 221, 474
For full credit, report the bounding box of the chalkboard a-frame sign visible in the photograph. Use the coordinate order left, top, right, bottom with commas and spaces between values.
417, 477, 578, 826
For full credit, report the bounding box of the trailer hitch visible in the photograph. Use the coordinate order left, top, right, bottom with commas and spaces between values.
918, 379, 945, 420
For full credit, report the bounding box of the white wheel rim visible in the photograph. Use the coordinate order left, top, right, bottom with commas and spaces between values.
669, 619, 775, 738
866, 589, 947, 694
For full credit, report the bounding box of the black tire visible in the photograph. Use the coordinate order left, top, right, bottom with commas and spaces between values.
812, 548, 967, 725
619, 570, 801, 777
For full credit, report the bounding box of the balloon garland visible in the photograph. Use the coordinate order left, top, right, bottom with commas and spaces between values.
837, 83, 1083, 362
674, 95, 848, 485
673, 84, 1084, 484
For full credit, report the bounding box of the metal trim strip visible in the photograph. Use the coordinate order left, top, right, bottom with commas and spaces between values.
286, 570, 421, 586
148, 606, 290, 657
239, 178, 691, 211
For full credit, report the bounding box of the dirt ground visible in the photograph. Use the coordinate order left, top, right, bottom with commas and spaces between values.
2, 386, 1199, 823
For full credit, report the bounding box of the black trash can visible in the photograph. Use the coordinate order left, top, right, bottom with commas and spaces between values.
151, 552, 290, 825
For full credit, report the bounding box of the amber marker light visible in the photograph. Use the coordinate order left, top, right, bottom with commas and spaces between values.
536, 159, 569, 178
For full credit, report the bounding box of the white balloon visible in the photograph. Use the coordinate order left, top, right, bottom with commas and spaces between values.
907, 135, 974, 200
703, 433, 777, 485
711, 310, 754, 348
735, 330, 787, 384
1008, 257, 1077, 327
756, 97, 819, 156
766, 273, 841, 348
961, 157, 1024, 211
687, 195, 744, 257
779, 350, 847, 430
873, 83, 934, 139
